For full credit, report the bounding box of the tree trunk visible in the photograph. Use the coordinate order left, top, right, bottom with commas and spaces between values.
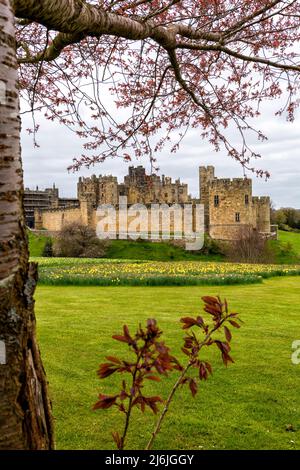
0, 0, 54, 449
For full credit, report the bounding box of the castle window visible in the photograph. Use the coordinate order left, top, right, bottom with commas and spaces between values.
245, 194, 249, 205
235, 212, 240, 223
214, 195, 219, 207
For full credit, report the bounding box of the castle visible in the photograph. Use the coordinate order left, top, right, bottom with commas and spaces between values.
34, 165, 271, 241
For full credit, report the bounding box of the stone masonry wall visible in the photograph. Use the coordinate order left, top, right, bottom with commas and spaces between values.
93, 203, 199, 240
35, 207, 83, 231
199, 166, 215, 230
208, 178, 254, 240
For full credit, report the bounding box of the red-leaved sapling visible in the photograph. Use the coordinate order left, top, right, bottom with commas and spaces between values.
94, 296, 242, 449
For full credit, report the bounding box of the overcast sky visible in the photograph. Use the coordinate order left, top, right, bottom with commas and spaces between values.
21, 103, 300, 209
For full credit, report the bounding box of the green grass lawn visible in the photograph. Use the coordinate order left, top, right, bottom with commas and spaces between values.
266, 230, 300, 264
28, 230, 50, 256
278, 230, 300, 255
35, 277, 300, 450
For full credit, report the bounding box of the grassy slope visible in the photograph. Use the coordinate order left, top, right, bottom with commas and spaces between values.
267, 230, 300, 264
36, 277, 300, 450
106, 239, 223, 261
28, 230, 223, 262
27, 230, 49, 257
278, 230, 300, 255
28, 229, 300, 263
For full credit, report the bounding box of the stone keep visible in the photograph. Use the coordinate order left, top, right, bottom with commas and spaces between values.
199, 166, 271, 240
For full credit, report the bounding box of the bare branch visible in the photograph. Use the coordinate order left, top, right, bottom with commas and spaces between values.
175, 42, 300, 73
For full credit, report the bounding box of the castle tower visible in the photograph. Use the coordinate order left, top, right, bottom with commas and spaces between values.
199, 166, 215, 231
253, 197, 271, 233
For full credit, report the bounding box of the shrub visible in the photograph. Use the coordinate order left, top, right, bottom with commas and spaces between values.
225, 227, 274, 264
276, 241, 297, 260
280, 224, 294, 232
42, 238, 53, 257
201, 234, 224, 256
53, 222, 109, 258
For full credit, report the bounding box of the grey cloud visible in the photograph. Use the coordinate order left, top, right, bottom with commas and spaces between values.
21, 107, 300, 209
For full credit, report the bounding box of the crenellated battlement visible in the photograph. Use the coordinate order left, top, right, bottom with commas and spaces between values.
210, 177, 252, 188
35, 205, 79, 214
252, 196, 270, 204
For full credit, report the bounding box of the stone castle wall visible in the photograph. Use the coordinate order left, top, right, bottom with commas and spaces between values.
37, 202, 199, 240
36, 165, 271, 242
35, 206, 83, 231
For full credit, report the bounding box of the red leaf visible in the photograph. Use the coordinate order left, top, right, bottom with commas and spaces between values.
112, 431, 123, 450
199, 362, 208, 381
97, 363, 118, 378
145, 375, 161, 382
93, 394, 118, 410
181, 347, 190, 356
180, 317, 198, 329
123, 325, 135, 346
112, 334, 129, 343
132, 396, 146, 412
204, 304, 222, 316
118, 404, 126, 413
202, 296, 219, 305
205, 361, 213, 375
144, 396, 163, 414
123, 324, 131, 338
229, 320, 241, 329
189, 378, 198, 397
215, 340, 231, 354
105, 356, 121, 364
222, 352, 235, 367
224, 326, 232, 342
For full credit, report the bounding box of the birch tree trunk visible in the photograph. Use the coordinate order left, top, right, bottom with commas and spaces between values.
0, 0, 54, 449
